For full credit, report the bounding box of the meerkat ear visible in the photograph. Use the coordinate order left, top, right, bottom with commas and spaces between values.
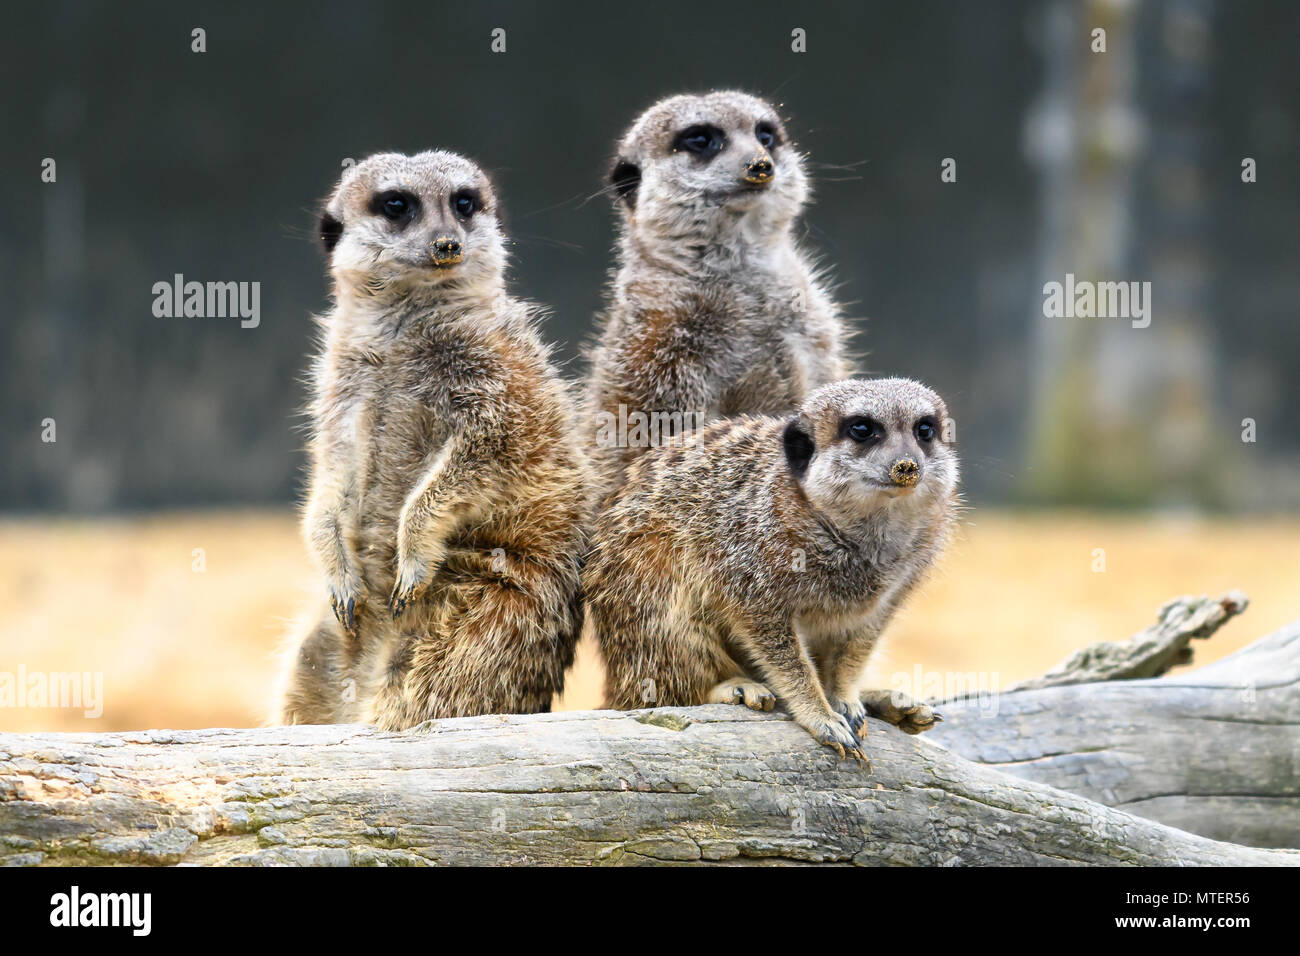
319, 209, 343, 254
783, 418, 815, 479
609, 157, 640, 209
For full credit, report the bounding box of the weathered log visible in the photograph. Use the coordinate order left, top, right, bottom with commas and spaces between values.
1, 703, 1296, 866
1006, 591, 1251, 690
928, 594, 1300, 848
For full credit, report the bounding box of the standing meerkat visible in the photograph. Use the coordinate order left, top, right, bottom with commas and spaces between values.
584, 378, 958, 765
277, 150, 593, 730
585, 90, 851, 497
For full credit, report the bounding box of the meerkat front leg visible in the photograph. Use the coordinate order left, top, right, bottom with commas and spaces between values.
820, 626, 943, 736
745, 618, 868, 767
303, 463, 365, 635
822, 627, 943, 738
819, 629, 882, 741
388, 438, 504, 616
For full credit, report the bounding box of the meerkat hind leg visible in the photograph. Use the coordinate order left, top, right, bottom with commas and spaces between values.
389, 570, 576, 726
279, 615, 352, 725
859, 688, 944, 735
706, 677, 776, 712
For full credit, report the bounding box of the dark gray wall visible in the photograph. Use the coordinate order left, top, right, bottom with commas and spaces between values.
2, 1, 1296, 511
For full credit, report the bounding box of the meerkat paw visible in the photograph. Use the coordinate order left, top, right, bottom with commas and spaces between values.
806, 714, 870, 770
830, 696, 870, 739
388, 558, 434, 618
707, 677, 776, 712
326, 572, 366, 636
859, 688, 943, 735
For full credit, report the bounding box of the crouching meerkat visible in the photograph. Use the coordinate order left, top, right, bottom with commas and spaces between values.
585, 90, 850, 498
584, 378, 958, 765
277, 150, 593, 729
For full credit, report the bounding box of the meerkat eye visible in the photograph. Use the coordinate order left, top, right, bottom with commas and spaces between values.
371, 190, 418, 223
845, 418, 880, 443
673, 125, 725, 158
452, 190, 481, 219
756, 122, 778, 149
915, 418, 939, 443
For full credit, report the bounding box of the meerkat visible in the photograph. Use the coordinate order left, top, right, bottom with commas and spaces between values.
585, 90, 851, 498
276, 150, 593, 730
584, 378, 958, 765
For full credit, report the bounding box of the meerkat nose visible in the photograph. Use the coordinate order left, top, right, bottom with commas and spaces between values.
744, 155, 774, 184
431, 236, 463, 265
890, 458, 920, 487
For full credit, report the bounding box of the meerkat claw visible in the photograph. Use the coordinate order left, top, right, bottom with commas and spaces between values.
329, 590, 359, 635
388, 583, 424, 618
811, 716, 870, 769
842, 744, 870, 770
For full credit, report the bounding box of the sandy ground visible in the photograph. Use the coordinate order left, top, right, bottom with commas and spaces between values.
1, 509, 1297, 732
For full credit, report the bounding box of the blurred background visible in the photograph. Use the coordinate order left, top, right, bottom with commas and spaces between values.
2, 0, 1297, 731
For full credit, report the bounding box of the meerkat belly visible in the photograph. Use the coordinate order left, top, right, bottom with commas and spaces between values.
354, 396, 458, 589
776, 285, 841, 397
716, 290, 824, 413
780, 323, 832, 397
797, 608, 874, 644
719, 357, 799, 415
716, 334, 810, 415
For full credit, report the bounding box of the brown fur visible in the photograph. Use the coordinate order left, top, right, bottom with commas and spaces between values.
277, 151, 593, 729
584, 378, 959, 764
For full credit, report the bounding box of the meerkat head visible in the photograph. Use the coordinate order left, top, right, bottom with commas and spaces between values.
319, 150, 506, 302
783, 379, 959, 523
608, 91, 808, 242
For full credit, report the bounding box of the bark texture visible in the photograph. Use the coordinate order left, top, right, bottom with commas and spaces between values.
0, 706, 1295, 866
1, 593, 1295, 865
929, 595, 1299, 849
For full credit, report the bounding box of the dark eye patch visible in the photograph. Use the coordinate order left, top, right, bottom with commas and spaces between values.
672, 124, 726, 159
841, 416, 884, 444
756, 121, 780, 149
369, 189, 419, 224
915, 416, 939, 442
452, 189, 483, 218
